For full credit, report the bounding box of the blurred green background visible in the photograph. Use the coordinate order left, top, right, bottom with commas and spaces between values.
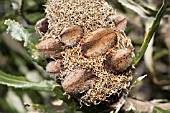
0, 0, 51, 113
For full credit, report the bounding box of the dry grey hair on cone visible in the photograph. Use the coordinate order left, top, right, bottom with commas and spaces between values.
36, 0, 135, 110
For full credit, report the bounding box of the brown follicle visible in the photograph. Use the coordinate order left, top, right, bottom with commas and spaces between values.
82, 28, 117, 57
104, 49, 133, 74
62, 68, 97, 94
83, 28, 114, 44
38, 38, 62, 57
35, 18, 49, 36
46, 60, 62, 78
60, 25, 83, 47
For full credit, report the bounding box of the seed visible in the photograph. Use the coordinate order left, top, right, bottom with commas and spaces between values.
38, 38, 62, 57
35, 18, 49, 36
104, 48, 133, 74
60, 25, 83, 47
62, 68, 97, 94
46, 60, 62, 78
82, 28, 117, 57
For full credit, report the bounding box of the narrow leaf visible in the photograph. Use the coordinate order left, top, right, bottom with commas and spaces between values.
118, 0, 147, 18
0, 70, 59, 91
130, 74, 147, 90
132, 0, 168, 66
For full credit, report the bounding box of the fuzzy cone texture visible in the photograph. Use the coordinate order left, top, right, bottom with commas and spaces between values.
39, 0, 135, 107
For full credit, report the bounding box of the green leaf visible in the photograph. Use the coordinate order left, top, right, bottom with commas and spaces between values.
132, 0, 157, 16
4, 19, 30, 42
25, 104, 57, 113
0, 70, 59, 91
132, 0, 168, 66
4, 19, 47, 67
153, 107, 170, 113
118, 0, 148, 18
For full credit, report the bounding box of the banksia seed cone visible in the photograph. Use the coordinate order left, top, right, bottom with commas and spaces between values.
36, 0, 135, 109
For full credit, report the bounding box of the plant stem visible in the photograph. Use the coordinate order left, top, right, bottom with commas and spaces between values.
132, 0, 168, 66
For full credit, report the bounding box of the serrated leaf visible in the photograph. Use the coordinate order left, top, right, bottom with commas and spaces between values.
0, 70, 59, 91
4, 19, 30, 42
4, 19, 47, 67
118, 0, 147, 18
153, 107, 170, 113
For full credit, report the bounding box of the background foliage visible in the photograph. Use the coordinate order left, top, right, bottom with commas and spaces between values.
0, 0, 170, 113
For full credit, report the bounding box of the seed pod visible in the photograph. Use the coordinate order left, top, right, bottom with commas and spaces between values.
38, 38, 62, 57
84, 28, 113, 44
82, 28, 117, 57
60, 25, 83, 47
46, 60, 62, 78
62, 68, 97, 94
35, 18, 49, 36
104, 48, 133, 74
